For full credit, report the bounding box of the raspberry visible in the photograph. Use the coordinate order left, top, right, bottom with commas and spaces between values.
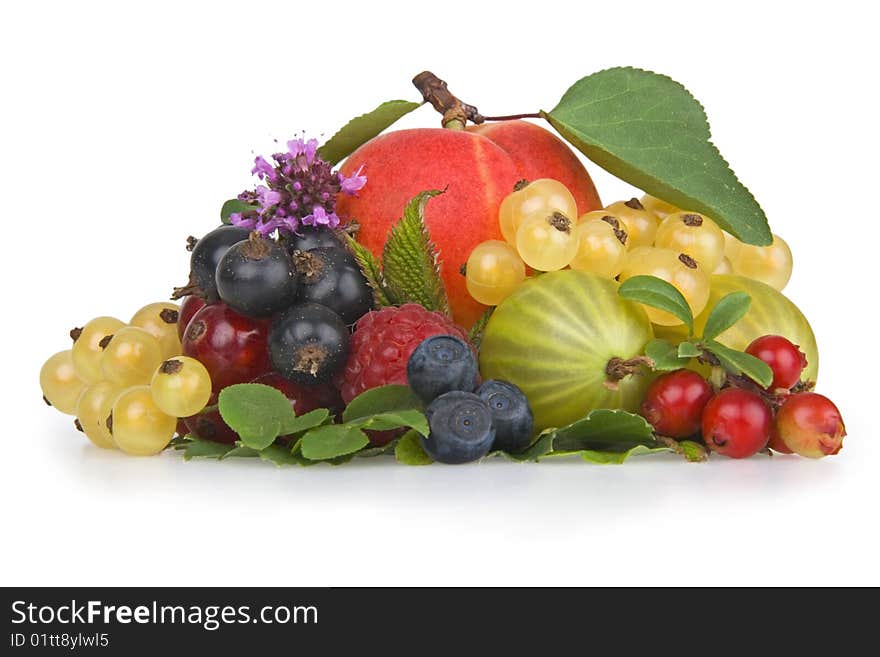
338, 304, 471, 404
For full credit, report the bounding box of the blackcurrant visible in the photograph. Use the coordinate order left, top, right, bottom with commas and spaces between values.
293, 247, 373, 325
216, 234, 299, 318
269, 303, 350, 385
175, 225, 250, 302
284, 226, 343, 253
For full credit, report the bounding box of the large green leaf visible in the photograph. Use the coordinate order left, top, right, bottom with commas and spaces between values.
544, 67, 771, 245
551, 409, 657, 452
318, 100, 422, 165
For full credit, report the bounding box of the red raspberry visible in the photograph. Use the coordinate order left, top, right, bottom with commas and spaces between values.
338, 304, 470, 404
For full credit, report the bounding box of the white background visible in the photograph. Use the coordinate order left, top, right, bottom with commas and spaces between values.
2, 0, 877, 586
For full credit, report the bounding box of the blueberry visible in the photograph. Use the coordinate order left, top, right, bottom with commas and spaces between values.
269, 303, 350, 384
406, 335, 478, 403
421, 391, 495, 464
293, 247, 373, 325
216, 234, 299, 317
477, 380, 534, 452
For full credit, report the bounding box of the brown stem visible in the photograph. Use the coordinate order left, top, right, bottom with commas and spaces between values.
604, 355, 654, 390
412, 71, 541, 128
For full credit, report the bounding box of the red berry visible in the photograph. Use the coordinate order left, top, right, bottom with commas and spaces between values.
177, 295, 207, 340
745, 334, 807, 390
775, 392, 845, 458
767, 424, 793, 454
640, 369, 712, 438
337, 304, 471, 404
701, 388, 772, 458
182, 302, 271, 391
250, 372, 343, 418
184, 393, 239, 444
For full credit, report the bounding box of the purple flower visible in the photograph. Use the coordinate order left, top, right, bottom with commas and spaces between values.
234, 136, 364, 237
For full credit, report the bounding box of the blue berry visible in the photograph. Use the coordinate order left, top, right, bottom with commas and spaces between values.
421, 391, 495, 464
477, 380, 534, 452
406, 335, 478, 403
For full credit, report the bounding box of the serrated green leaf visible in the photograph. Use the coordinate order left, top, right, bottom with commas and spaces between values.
543, 67, 771, 246
345, 235, 393, 307
645, 338, 691, 371
259, 444, 303, 467
220, 198, 258, 224
677, 341, 702, 358
317, 99, 422, 165
468, 307, 494, 349
179, 438, 235, 460
279, 408, 331, 436
359, 410, 429, 436
381, 190, 450, 313
552, 409, 657, 452
342, 385, 424, 423
701, 292, 752, 341
395, 430, 433, 465
218, 384, 298, 450
300, 425, 370, 461
704, 340, 774, 388
619, 275, 694, 333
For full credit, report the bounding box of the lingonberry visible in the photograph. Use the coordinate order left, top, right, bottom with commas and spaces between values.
775, 392, 846, 458
701, 388, 772, 458
182, 303, 271, 391
745, 335, 807, 391
640, 369, 712, 438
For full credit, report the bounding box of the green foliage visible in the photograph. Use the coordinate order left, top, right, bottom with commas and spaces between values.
220, 199, 258, 224
381, 190, 450, 313
218, 384, 297, 450
395, 430, 433, 465
701, 292, 751, 341
619, 275, 694, 333
645, 338, 692, 371
317, 100, 422, 165
544, 67, 771, 245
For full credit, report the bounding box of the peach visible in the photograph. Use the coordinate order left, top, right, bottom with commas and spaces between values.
336, 121, 601, 327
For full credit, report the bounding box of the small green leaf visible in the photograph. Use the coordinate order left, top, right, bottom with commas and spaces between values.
179, 438, 235, 460
317, 99, 422, 165
220, 199, 258, 224
502, 431, 555, 462
300, 425, 370, 461
342, 385, 424, 423
345, 235, 393, 307
645, 338, 691, 371
701, 292, 752, 341
279, 408, 331, 436
259, 444, 303, 467
704, 340, 773, 388
395, 430, 433, 465
381, 190, 450, 313
677, 341, 702, 358
619, 275, 694, 333
679, 440, 708, 462
359, 410, 429, 436
222, 444, 260, 459
543, 67, 771, 245
218, 384, 298, 450
575, 445, 669, 464
552, 409, 657, 452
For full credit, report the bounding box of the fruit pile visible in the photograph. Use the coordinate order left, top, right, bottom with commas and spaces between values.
39, 69, 847, 465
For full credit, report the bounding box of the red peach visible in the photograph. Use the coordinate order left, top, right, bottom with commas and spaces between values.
336, 121, 601, 327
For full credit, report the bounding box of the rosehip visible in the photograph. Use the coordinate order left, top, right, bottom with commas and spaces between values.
701, 388, 772, 458
745, 334, 807, 390
640, 369, 712, 438
775, 392, 845, 458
